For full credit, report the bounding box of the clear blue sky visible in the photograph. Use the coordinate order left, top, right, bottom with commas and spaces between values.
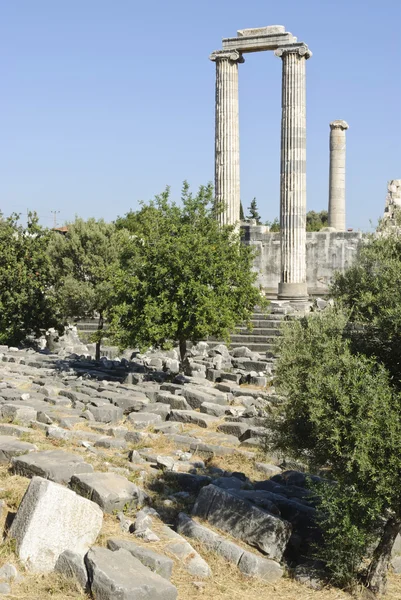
0, 0, 400, 230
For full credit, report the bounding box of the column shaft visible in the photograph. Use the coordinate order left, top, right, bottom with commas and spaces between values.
276, 45, 311, 299
210, 51, 243, 226
328, 120, 349, 230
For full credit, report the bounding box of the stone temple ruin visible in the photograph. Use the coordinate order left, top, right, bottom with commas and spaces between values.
209, 26, 369, 299
383, 180, 401, 223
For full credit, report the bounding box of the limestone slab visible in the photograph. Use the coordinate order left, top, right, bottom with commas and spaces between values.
200, 402, 227, 417
9, 476, 102, 572
217, 422, 250, 438
87, 405, 123, 423
12, 450, 94, 484
111, 396, 148, 414
85, 547, 177, 600
192, 484, 291, 561
55, 550, 88, 590
161, 525, 211, 578
70, 472, 148, 513
1, 404, 36, 424
127, 412, 162, 428
181, 387, 228, 409
0, 436, 37, 463
107, 538, 173, 580
177, 513, 283, 582
169, 410, 220, 428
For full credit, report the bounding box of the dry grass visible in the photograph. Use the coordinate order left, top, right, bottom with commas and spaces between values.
6, 572, 89, 600
92, 511, 357, 600
2, 382, 401, 598
205, 450, 269, 482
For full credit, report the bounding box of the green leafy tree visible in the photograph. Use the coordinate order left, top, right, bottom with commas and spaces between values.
268, 308, 401, 595
239, 202, 245, 221
111, 182, 266, 363
331, 223, 401, 386
265, 217, 280, 232
48, 218, 126, 360
264, 210, 328, 233
306, 210, 329, 232
246, 198, 262, 224
0, 212, 60, 345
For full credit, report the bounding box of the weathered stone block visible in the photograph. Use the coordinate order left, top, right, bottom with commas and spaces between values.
107, 538, 173, 580
169, 410, 220, 428
140, 403, 170, 421
55, 550, 88, 590
88, 405, 123, 423
9, 477, 102, 572
161, 525, 211, 578
0, 436, 37, 463
127, 412, 162, 428
70, 472, 148, 513
200, 402, 226, 417
177, 513, 282, 582
181, 386, 228, 409
0, 423, 31, 437
12, 450, 93, 484
111, 395, 149, 414
217, 422, 250, 438
85, 547, 177, 600
1, 404, 36, 425
192, 484, 291, 561
156, 392, 190, 411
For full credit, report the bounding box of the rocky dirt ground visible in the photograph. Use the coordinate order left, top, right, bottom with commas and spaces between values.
0, 343, 398, 599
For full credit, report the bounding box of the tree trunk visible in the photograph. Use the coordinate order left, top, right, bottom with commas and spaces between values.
179, 338, 188, 374
179, 339, 187, 364
96, 313, 104, 362
364, 516, 401, 595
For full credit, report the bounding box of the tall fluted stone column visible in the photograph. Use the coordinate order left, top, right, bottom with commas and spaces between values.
275, 44, 311, 300
328, 120, 349, 230
210, 50, 244, 226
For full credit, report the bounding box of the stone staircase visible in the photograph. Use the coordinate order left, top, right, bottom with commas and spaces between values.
75, 308, 286, 357
207, 308, 287, 356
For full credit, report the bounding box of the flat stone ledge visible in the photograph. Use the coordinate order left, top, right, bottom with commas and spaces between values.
107, 538, 173, 580
0, 436, 37, 463
11, 450, 94, 484
169, 410, 220, 429
85, 547, 177, 600
70, 472, 149, 513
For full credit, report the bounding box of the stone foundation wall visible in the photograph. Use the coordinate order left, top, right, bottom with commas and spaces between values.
242, 225, 364, 296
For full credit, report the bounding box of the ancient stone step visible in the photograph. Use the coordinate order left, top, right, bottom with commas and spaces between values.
85, 547, 178, 600
192, 484, 291, 561
236, 327, 281, 336
107, 538, 173, 580
169, 410, 220, 428
177, 513, 283, 582
229, 334, 279, 344
12, 450, 94, 484
160, 524, 211, 578
0, 436, 37, 462
70, 472, 148, 513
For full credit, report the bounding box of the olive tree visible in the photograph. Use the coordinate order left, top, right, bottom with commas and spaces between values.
268, 308, 401, 595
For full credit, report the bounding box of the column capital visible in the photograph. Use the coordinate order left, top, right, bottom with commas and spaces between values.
330, 120, 349, 131
209, 49, 245, 64
275, 43, 312, 60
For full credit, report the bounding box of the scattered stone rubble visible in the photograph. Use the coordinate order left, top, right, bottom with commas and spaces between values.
0, 337, 396, 597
